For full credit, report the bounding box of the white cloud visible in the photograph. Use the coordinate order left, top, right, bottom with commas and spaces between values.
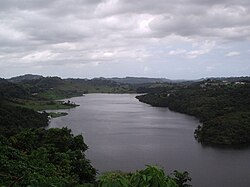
186, 40, 216, 59
21, 50, 59, 61
168, 40, 216, 59
168, 49, 187, 55
225, 51, 240, 57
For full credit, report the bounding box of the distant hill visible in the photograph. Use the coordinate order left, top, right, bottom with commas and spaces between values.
206, 76, 250, 83
4, 76, 136, 100
107, 77, 177, 84
8, 74, 43, 83
7, 75, 189, 85
31, 76, 64, 89
0, 78, 8, 84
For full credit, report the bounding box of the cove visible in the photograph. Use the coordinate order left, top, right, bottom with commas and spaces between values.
49, 94, 250, 187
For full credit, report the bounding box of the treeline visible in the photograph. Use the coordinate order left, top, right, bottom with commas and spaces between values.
2, 76, 136, 100
136, 83, 250, 145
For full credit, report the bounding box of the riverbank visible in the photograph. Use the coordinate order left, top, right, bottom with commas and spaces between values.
11, 99, 79, 111
135, 83, 250, 145
48, 111, 68, 118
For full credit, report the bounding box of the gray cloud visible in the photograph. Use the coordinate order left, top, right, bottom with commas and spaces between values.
149, 3, 250, 39
0, 0, 250, 78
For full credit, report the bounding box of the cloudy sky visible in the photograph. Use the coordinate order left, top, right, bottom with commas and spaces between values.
0, 0, 250, 79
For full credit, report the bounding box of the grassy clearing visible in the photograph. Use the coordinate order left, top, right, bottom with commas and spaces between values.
48, 112, 68, 118
13, 100, 79, 111
38, 89, 83, 100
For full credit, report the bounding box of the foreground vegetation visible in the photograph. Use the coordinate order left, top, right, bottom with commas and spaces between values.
136, 80, 250, 145
0, 128, 96, 186
96, 166, 191, 187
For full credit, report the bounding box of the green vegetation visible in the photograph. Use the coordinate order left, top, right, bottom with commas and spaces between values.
18, 76, 136, 100
0, 78, 80, 111
8, 74, 43, 83
0, 75, 137, 113
97, 166, 191, 187
0, 128, 96, 186
48, 112, 68, 118
0, 99, 192, 186
107, 77, 172, 84
136, 81, 250, 145
12, 100, 79, 111
0, 102, 48, 136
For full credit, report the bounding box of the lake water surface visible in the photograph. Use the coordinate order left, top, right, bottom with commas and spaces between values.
49, 94, 250, 187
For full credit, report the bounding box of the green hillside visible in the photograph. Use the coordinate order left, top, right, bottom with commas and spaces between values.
136, 80, 250, 145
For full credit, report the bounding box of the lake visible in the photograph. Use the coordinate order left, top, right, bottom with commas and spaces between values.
49, 94, 250, 187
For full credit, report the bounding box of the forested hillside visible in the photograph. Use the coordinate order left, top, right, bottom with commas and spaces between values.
136, 81, 250, 145
0, 103, 48, 136
0, 80, 98, 186
6, 75, 136, 100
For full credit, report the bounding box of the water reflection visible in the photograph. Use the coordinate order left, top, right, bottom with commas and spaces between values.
49, 94, 250, 187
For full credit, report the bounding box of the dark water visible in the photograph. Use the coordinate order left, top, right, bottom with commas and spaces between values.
49, 94, 250, 187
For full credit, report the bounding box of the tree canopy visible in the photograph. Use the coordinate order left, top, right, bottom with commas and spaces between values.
136, 83, 250, 145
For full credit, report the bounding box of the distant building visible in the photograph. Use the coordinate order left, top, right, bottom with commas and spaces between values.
235, 82, 246, 85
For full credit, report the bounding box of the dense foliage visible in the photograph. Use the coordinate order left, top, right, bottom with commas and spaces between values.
0, 82, 29, 100
0, 103, 48, 136
136, 82, 250, 145
97, 165, 191, 187
0, 128, 96, 186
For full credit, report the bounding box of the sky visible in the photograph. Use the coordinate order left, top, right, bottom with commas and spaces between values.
0, 0, 250, 79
